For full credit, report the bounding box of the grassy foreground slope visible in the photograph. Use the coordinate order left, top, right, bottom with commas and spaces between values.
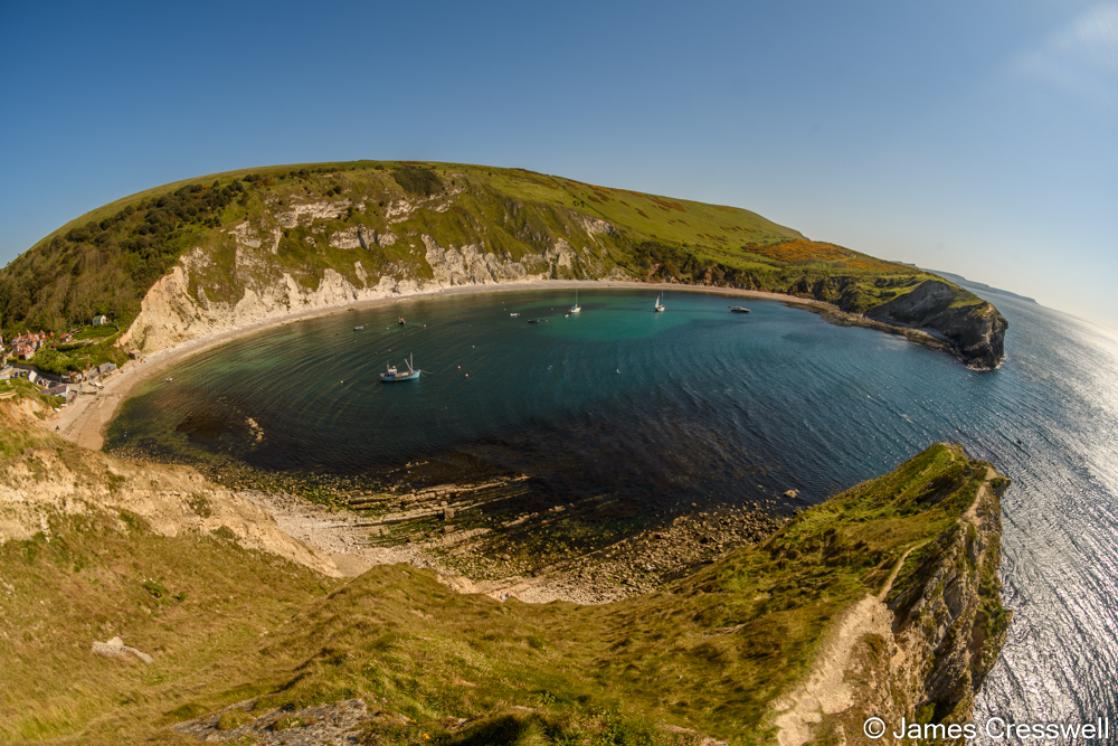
0, 161, 1005, 368
0, 388, 1007, 745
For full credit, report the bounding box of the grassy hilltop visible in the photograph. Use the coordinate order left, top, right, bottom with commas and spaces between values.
0, 161, 1005, 369
0, 387, 1007, 744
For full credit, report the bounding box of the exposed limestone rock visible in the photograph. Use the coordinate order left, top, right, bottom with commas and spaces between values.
275, 200, 350, 228
579, 215, 617, 237
329, 226, 363, 249
120, 253, 437, 354
385, 199, 414, 222
422, 235, 536, 286
550, 238, 575, 270
91, 636, 153, 665
175, 698, 369, 744
229, 221, 262, 249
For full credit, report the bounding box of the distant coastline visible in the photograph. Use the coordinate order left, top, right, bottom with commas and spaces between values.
928, 269, 1039, 305
47, 279, 961, 450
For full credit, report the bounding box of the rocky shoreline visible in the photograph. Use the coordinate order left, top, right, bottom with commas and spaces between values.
126, 449, 793, 604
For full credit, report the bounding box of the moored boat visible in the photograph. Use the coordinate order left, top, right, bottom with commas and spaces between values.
654, 292, 666, 313
380, 354, 421, 382
570, 289, 582, 314
729, 305, 751, 314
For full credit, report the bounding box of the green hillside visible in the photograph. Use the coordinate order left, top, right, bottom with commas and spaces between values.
0, 162, 970, 318
0, 161, 1007, 369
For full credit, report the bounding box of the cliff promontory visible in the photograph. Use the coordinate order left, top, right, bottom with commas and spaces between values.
0, 161, 1006, 369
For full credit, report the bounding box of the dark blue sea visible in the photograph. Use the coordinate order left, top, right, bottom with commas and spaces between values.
107, 284, 1118, 731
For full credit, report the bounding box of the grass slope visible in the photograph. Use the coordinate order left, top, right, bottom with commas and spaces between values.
0, 438, 999, 745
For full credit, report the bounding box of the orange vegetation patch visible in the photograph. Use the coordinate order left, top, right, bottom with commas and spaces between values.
751, 239, 903, 272
647, 194, 686, 212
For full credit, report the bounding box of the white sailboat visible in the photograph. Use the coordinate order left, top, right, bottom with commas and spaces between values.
570, 289, 582, 314
654, 292, 666, 313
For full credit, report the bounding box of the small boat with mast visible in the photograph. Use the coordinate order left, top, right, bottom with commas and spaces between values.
569, 289, 582, 314
379, 353, 421, 382
653, 292, 666, 313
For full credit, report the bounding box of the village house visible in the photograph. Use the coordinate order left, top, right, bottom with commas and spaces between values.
44, 382, 76, 403
9, 331, 49, 361
3, 367, 31, 381
92, 314, 110, 326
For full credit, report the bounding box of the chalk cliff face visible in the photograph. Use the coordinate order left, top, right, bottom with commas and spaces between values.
884, 472, 1007, 723
119, 214, 619, 353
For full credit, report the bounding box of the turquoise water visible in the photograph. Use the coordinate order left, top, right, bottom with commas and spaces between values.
107, 285, 1118, 730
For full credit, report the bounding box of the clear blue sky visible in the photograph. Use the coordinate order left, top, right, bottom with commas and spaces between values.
2, 1, 1115, 326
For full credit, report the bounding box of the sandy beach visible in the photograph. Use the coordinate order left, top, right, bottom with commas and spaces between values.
48, 280, 838, 450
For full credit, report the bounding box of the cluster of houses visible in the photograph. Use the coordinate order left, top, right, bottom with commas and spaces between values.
0, 360, 119, 405
0, 318, 119, 407
3, 330, 56, 361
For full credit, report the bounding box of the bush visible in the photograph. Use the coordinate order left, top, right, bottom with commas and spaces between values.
392, 165, 443, 196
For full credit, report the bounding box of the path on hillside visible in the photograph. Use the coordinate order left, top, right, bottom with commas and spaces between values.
772, 467, 996, 745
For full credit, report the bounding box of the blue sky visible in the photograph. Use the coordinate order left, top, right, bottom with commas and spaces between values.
1, 1, 1115, 326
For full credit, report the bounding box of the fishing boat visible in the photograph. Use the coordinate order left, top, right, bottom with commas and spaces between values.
353, 324, 366, 331
379, 354, 421, 382
509, 312, 520, 318
654, 292, 666, 313
729, 305, 751, 314
569, 290, 582, 314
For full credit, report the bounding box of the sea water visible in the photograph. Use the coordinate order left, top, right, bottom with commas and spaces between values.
107, 285, 1118, 729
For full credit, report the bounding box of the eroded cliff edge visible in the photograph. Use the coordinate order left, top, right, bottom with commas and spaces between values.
773, 445, 1008, 745
865, 279, 1008, 370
